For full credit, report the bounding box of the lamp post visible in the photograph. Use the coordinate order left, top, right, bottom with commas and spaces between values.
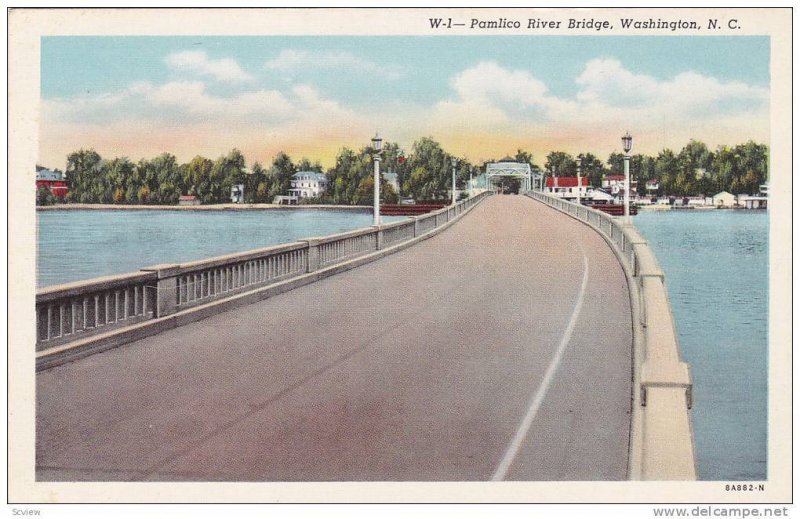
451, 157, 458, 205
622, 131, 633, 222
469, 168, 473, 197
576, 157, 582, 206
372, 133, 382, 226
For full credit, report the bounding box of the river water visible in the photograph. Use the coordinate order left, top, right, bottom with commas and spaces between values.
634, 209, 768, 481
36, 209, 405, 288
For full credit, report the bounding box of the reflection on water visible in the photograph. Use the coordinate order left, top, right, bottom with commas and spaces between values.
37, 209, 405, 288
635, 209, 768, 480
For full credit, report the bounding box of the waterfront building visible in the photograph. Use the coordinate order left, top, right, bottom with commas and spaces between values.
645, 179, 660, 192
289, 171, 328, 200
178, 195, 200, 206
544, 176, 589, 200
230, 184, 245, 204
738, 195, 768, 210
586, 188, 614, 204
36, 166, 68, 198
712, 191, 736, 208
602, 175, 638, 196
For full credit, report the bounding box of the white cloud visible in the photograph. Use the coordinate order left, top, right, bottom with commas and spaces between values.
428, 61, 576, 129
451, 61, 548, 104
42, 78, 363, 136
165, 50, 253, 83
265, 49, 402, 80
435, 59, 767, 129
576, 58, 768, 114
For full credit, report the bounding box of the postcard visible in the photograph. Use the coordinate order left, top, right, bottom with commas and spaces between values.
7, 6, 793, 512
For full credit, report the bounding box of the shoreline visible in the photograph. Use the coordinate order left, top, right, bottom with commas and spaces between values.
37, 203, 373, 212
637, 204, 747, 211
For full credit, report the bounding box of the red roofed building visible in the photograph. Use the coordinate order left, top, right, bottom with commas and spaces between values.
544, 176, 589, 200
35, 166, 68, 199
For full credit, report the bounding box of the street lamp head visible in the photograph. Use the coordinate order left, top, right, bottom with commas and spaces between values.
371, 133, 382, 153
451, 157, 458, 168
576, 157, 582, 167
621, 131, 633, 153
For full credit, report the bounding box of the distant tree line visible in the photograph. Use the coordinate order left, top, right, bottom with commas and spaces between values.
45, 137, 767, 206
544, 139, 768, 197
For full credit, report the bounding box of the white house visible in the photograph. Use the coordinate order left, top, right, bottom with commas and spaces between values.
712, 191, 736, 208
230, 183, 245, 204
645, 179, 660, 192
602, 175, 638, 196
289, 171, 328, 199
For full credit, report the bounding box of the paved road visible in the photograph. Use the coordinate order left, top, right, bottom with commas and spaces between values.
37, 195, 632, 481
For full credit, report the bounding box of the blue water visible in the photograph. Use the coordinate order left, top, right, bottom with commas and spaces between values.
634, 209, 768, 481
37, 209, 406, 288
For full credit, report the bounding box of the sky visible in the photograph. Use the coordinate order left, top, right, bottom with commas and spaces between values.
40, 36, 770, 170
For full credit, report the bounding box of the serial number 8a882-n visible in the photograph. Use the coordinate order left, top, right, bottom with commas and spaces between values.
725, 483, 765, 491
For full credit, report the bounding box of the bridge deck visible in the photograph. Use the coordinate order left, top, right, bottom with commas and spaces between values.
37, 195, 632, 481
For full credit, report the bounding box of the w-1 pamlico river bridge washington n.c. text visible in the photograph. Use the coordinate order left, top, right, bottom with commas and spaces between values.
429, 17, 707, 31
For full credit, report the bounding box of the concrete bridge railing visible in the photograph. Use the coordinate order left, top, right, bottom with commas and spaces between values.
35, 191, 491, 370
525, 191, 696, 481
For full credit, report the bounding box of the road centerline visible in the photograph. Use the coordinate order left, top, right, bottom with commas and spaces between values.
491, 249, 590, 481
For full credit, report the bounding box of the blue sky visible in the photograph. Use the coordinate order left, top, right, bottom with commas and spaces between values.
40, 35, 770, 169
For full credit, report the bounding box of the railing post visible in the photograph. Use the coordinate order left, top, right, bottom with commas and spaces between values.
413, 216, 421, 237
302, 238, 321, 273
140, 264, 181, 318
373, 225, 384, 250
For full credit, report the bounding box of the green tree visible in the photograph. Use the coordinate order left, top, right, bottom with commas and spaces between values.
246, 161, 269, 203
267, 151, 297, 201
733, 141, 768, 194
353, 174, 399, 205
381, 142, 411, 197
104, 157, 135, 204
212, 149, 247, 203
402, 137, 451, 201
606, 152, 625, 176
325, 146, 380, 204
296, 157, 324, 173
655, 149, 679, 196
137, 185, 152, 203
514, 149, 538, 172
151, 153, 182, 204
577, 152, 606, 189
545, 151, 575, 177
183, 156, 215, 203
36, 186, 57, 206
65, 149, 104, 203
676, 139, 712, 195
